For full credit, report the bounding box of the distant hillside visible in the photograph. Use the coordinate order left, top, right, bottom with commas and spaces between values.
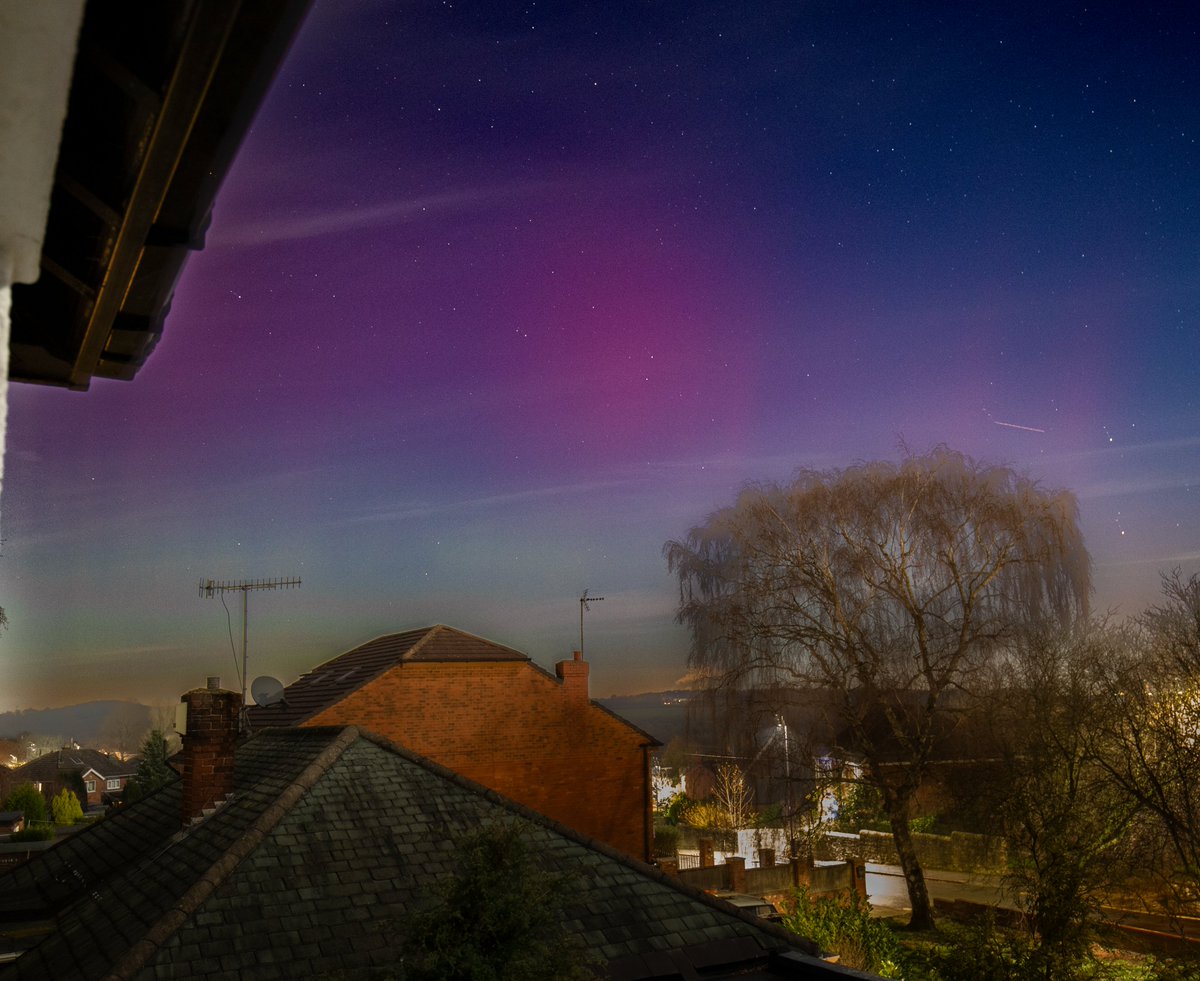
598, 690, 692, 744
0, 701, 150, 746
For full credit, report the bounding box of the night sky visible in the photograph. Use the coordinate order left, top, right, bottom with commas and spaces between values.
2, 1, 1199, 712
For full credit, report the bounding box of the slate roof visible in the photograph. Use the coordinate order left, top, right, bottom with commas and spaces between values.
246, 624, 532, 728
0, 726, 816, 980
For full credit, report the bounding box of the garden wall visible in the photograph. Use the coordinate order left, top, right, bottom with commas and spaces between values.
816, 828, 1006, 871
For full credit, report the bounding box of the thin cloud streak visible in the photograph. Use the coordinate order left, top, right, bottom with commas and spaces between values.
211, 181, 560, 247
344, 477, 640, 525
1075, 473, 1199, 501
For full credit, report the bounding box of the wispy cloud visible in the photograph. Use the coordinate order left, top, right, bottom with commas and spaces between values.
1059, 435, 1200, 465
345, 478, 640, 525
1096, 550, 1200, 570
1075, 473, 1199, 500
211, 181, 558, 247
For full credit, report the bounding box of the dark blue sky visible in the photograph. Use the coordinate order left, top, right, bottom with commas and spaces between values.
2, 0, 1198, 710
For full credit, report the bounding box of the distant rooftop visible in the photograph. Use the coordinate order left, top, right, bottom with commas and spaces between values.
246, 624, 530, 727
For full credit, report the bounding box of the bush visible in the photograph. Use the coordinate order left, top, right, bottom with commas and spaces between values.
834, 781, 886, 832
52, 788, 84, 825
10, 822, 55, 843
780, 887, 904, 977
903, 917, 1035, 981
661, 791, 693, 826
1146, 959, 1200, 981
3, 782, 47, 824
653, 824, 681, 858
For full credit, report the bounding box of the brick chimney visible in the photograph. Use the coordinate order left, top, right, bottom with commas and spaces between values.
180, 677, 240, 824
555, 650, 590, 706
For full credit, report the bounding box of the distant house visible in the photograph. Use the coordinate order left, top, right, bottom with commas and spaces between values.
247, 625, 661, 860
0, 682, 821, 979
0, 749, 132, 810
0, 813, 23, 836
79, 758, 139, 809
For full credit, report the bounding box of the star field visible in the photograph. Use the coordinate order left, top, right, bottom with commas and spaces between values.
1, 0, 1198, 710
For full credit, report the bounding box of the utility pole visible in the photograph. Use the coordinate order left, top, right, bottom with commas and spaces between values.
199, 576, 301, 724
579, 589, 604, 655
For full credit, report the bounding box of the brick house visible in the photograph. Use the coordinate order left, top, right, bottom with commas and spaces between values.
0, 682, 818, 978
0, 749, 133, 812
247, 625, 660, 860
79, 760, 139, 809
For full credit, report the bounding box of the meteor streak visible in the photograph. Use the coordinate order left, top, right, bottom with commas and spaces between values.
993, 420, 1046, 433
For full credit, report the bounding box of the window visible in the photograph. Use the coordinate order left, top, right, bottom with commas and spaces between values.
106, 778, 121, 791
86, 780, 96, 793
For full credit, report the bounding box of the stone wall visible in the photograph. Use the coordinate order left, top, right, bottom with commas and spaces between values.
816, 828, 1007, 871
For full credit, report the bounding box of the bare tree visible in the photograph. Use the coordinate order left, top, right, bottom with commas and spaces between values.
1095, 570, 1200, 909
149, 704, 182, 755
100, 704, 151, 760
984, 625, 1136, 978
711, 763, 755, 830
665, 447, 1090, 928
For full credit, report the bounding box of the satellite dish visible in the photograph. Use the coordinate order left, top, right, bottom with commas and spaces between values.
251, 675, 286, 708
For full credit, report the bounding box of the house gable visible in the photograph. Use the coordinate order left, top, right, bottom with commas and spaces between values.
304, 656, 657, 856
247, 625, 659, 858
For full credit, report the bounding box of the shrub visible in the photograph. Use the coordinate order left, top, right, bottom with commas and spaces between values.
653, 824, 681, 858
51, 788, 84, 825
904, 917, 1034, 981
681, 801, 728, 830
780, 886, 904, 977
3, 782, 47, 824
662, 791, 693, 826
10, 822, 55, 843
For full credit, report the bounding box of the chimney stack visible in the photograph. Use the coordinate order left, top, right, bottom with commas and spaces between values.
555, 650, 590, 706
180, 677, 240, 824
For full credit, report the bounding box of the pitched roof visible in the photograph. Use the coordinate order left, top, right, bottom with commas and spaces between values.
7, 749, 135, 784
246, 624, 531, 727
0, 727, 814, 980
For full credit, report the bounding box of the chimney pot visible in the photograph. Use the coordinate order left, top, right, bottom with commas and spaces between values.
206, 676, 220, 690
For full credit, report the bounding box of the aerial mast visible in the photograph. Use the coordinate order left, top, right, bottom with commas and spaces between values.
199, 576, 301, 725
579, 589, 604, 656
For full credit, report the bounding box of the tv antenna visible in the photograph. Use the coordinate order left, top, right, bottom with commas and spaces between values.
579, 589, 604, 656
199, 576, 301, 724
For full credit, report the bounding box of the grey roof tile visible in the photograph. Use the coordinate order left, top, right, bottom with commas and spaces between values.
0, 727, 813, 980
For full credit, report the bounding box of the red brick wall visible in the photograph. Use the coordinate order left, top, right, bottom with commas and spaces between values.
180, 686, 240, 824
304, 661, 650, 858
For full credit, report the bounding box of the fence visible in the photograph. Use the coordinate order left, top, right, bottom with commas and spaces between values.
672, 854, 863, 903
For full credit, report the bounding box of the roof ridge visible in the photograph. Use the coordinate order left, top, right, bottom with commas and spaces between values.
102, 726, 362, 981
303, 626, 435, 674
402, 624, 442, 661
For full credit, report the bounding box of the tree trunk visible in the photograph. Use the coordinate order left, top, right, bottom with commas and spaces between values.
888, 803, 935, 929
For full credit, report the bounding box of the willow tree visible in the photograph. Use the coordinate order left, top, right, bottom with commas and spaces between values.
664, 447, 1091, 928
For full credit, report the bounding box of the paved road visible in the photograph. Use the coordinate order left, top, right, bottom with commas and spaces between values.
866, 865, 1200, 945
865, 863, 1012, 916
